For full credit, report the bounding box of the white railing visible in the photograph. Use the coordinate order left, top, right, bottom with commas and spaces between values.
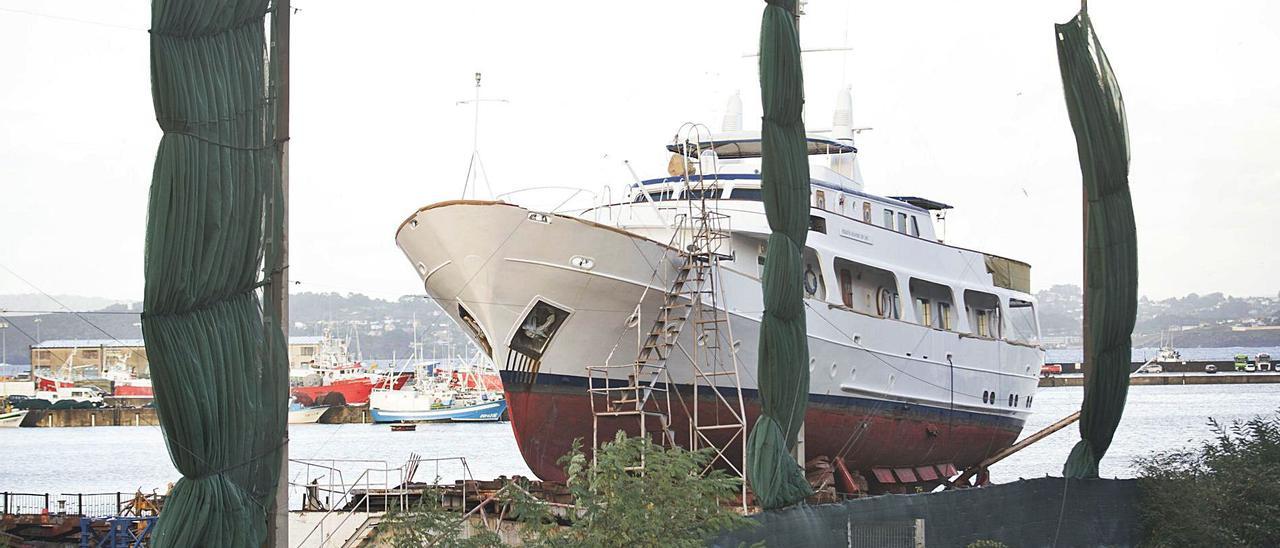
290, 455, 473, 547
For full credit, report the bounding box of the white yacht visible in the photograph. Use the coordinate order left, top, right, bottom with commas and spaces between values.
395, 89, 1044, 489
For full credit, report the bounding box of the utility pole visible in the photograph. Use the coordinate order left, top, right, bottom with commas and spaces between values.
267, 0, 290, 546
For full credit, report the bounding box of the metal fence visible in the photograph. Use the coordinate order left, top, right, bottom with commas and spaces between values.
2, 491, 128, 517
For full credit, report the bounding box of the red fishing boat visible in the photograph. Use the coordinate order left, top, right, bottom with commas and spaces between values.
289, 328, 410, 406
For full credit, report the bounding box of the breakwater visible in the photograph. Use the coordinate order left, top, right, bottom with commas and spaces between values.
1039, 372, 1280, 387
18, 404, 373, 427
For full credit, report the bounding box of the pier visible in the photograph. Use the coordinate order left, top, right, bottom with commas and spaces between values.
1039, 371, 1280, 387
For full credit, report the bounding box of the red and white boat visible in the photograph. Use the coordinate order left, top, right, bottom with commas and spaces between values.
290, 328, 409, 406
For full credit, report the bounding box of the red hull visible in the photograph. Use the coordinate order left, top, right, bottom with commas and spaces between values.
113, 384, 153, 397
503, 373, 1022, 484
292, 374, 409, 406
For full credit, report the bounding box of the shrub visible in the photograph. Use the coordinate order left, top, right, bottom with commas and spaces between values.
379, 432, 752, 547
1135, 409, 1280, 547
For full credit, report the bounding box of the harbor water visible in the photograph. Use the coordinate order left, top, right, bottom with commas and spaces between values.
2, 383, 1278, 508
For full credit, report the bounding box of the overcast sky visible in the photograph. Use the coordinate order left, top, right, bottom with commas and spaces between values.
1, 0, 1277, 304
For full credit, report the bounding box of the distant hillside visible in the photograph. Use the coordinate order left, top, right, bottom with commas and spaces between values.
1037, 285, 1280, 346
0, 294, 131, 316
0, 292, 470, 365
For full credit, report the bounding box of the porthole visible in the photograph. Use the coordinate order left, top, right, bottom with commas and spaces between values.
409, 219, 419, 228
849, 367, 857, 382
416, 262, 427, 275
888, 374, 896, 388
829, 362, 838, 378
982, 391, 989, 404
732, 339, 742, 353
1008, 394, 1014, 406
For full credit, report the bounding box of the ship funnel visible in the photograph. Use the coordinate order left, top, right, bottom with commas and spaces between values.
721, 91, 743, 132
829, 86, 863, 189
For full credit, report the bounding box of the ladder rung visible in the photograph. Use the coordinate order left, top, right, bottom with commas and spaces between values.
595, 410, 670, 417
695, 424, 744, 431
697, 370, 740, 377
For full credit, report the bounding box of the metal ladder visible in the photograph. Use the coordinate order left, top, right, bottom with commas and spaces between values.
587, 124, 748, 494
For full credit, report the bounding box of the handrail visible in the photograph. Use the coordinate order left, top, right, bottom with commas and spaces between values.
293, 455, 473, 547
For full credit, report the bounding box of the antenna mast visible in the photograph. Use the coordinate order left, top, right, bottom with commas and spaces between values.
458, 72, 508, 199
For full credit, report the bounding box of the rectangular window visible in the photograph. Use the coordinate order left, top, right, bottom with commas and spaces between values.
883, 209, 894, 229
916, 298, 932, 327
938, 302, 952, 330
815, 190, 826, 210
976, 310, 989, 337
863, 202, 872, 223
910, 216, 921, 237
300, 346, 315, 356
898, 212, 909, 233
809, 215, 827, 234
1007, 299, 1039, 344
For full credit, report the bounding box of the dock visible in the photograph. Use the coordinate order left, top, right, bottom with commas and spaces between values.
1039, 371, 1280, 387
15, 404, 376, 427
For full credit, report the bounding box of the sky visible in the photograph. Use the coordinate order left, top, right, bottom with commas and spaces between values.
1, 0, 1277, 304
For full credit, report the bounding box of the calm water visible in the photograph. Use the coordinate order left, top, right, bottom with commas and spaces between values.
2, 384, 1277, 508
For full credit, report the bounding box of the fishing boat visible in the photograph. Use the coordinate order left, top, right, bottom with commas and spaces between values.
395, 89, 1044, 486
288, 398, 329, 424
370, 357, 507, 423
0, 409, 28, 428
30, 371, 105, 408
289, 327, 409, 406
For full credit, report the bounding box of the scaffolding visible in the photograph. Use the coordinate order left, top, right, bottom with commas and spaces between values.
587, 124, 748, 501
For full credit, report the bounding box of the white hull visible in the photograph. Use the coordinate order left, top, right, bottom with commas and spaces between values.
288, 406, 329, 424
397, 201, 1042, 423
0, 410, 28, 428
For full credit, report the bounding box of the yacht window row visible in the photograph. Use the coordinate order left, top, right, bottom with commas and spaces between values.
801, 251, 1037, 344
632, 184, 926, 239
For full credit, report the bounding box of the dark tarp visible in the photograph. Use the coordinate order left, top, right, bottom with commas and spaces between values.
1054, 10, 1138, 479
711, 477, 1143, 548
143, 0, 289, 544
745, 0, 814, 509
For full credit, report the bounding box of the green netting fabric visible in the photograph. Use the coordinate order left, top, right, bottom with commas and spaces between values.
1055, 10, 1138, 479
142, 0, 288, 544
745, 0, 814, 510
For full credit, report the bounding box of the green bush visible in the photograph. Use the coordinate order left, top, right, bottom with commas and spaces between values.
379, 432, 752, 547
1135, 409, 1280, 547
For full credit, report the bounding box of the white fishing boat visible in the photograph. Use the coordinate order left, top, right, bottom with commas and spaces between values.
0, 409, 28, 428
288, 398, 329, 424
396, 88, 1044, 485
370, 354, 506, 423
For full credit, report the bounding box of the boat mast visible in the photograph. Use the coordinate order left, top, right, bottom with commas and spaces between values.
458, 73, 507, 199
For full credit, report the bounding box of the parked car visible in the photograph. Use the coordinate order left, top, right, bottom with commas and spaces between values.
1204, 364, 1218, 374
1135, 362, 1163, 374
1040, 364, 1063, 377
1258, 353, 1273, 372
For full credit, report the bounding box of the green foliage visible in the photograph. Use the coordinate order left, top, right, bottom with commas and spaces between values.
376, 484, 504, 548
381, 433, 752, 547
1136, 409, 1280, 547
532, 433, 753, 547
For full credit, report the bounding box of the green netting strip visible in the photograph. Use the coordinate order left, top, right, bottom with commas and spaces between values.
1055, 10, 1138, 479
143, 0, 288, 544
746, 0, 814, 510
